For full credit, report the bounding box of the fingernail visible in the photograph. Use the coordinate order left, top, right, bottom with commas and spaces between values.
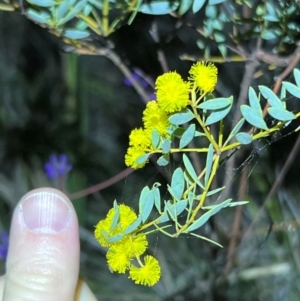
20, 191, 72, 234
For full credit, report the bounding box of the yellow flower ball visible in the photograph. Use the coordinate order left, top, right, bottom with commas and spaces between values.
129, 255, 161, 286
189, 61, 218, 93
156, 72, 190, 113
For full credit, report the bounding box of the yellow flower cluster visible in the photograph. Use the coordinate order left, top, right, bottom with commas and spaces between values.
125, 62, 218, 169
94, 204, 161, 286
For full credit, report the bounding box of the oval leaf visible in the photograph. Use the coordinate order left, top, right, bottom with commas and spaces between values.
178, 0, 193, 15
192, 0, 206, 13
27, 9, 51, 24
107, 233, 124, 243
186, 199, 232, 232
294, 69, 300, 87
282, 82, 300, 99
139, 0, 179, 14
248, 87, 262, 114
204, 144, 214, 185
140, 191, 155, 223
27, 0, 55, 7
198, 97, 231, 110
267, 107, 295, 121
180, 124, 195, 149
183, 154, 204, 189
110, 201, 120, 232
166, 200, 188, 220
170, 168, 185, 200
236, 132, 253, 145
205, 105, 231, 126
162, 139, 171, 154
136, 153, 150, 164
157, 154, 169, 166
224, 118, 245, 145
153, 185, 161, 212
169, 109, 195, 125
259, 85, 283, 108
63, 29, 90, 39
240, 105, 268, 130
152, 129, 160, 148
123, 216, 142, 235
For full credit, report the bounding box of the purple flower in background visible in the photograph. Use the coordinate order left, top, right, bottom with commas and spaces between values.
0, 231, 9, 260
44, 154, 72, 179
124, 70, 149, 88
124, 69, 156, 101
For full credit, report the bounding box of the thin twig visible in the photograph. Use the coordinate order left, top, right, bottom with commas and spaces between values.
69, 167, 134, 200
223, 165, 248, 276
149, 22, 169, 73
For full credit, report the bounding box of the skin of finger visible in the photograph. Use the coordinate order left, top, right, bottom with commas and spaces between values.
2, 188, 80, 301
0, 276, 98, 301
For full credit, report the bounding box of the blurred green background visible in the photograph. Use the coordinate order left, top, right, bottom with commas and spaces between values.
1, 2, 300, 300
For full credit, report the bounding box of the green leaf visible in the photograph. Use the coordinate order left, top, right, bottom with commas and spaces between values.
259, 86, 283, 108
204, 144, 214, 185
123, 216, 142, 235
261, 30, 277, 40
26, 9, 51, 25
107, 233, 124, 243
83, 3, 93, 15
139, 186, 150, 206
267, 107, 295, 121
136, 153, 150, 164
236, 132, 253, 145
75, 20, 88, 31
294, 69, 300, 87
109, 201, 120, 232
169, 109, 195, 125
224, 118, 245, 145
186, 199, 232, 232
157, 154, 169, 166
170, 168, 185, 200
196, 186, 225, 199
202, 200, 248, 209
58, 0, 87, 25
240, 105, 268, 130
183, 154, 204, 189
152, 129, 160, 148
139, 0, 179, 14
166, 200, 188, 220
189, 233, 223, 247
178, 0, 193, 15
227, 201, 248, 207
57, 0, 70, 19
63, 29, 90, 39
157, 211, 170, 223
27, 0, 54, 7
162, 139, 171, 154
218, 44, 227, 58
128, 0, 142, 24
192, 0, 206, 13
180, 124, 195, 149
205, 103, 232, 126
153, 184, 161, 212
198, 97, 231, 110
205, 4, 217, 18
248, 87, 262, 114
208, 0, 226, 4
140, 191, 155, 223
283, 82, 300, 98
